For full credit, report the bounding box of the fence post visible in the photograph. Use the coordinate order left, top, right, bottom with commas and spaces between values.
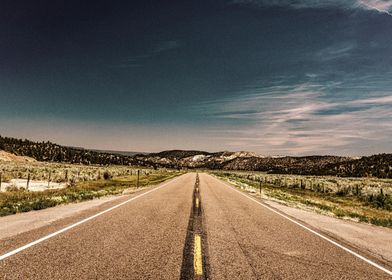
27, 171, 30, 190
137, 169, 140, 188
48, 171, 51, 188
259, 179, 262, 195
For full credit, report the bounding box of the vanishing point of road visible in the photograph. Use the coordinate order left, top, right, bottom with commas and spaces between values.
0, 173, 391, 279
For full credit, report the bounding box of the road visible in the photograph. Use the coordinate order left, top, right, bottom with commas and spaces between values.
0, 173, 391, 279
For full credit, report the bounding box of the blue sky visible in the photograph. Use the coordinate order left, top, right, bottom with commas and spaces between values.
0, 0, 391, 155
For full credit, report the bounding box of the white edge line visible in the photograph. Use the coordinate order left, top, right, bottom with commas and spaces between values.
210, 175, 392, 277
0, 175, 183, 261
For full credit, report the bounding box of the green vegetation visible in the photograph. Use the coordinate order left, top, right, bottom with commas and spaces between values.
0, 170, 181, 216
213, 171, 392, 228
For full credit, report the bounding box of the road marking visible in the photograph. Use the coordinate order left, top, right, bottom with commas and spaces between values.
0, 175, 183, 262
211, 175, 392, 277
194, 234, 203, 276
196, 187, 199, 193
195, 197, 199, 208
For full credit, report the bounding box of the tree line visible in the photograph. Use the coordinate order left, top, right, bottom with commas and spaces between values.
0, 136, 136, 166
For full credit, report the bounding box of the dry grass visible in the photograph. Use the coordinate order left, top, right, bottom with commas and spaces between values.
214, 172, 392, 228
0, 169, 181, 216
0, 161, 144, 184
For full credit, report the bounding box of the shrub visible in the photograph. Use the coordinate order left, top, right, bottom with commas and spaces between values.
68, 177, 77, 187
365, 193, 392, 210
6, 185, 21, 192
336, 188, 350, 196
103, 171, 111, 180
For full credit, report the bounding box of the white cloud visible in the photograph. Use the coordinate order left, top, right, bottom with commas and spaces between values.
357, 0, 392, 15
231, 0, 392, 16
351, 95, 392, 104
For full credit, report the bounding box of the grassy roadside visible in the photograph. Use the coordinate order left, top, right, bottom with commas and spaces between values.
0, 170, 182, 217
213, 172, 392, 228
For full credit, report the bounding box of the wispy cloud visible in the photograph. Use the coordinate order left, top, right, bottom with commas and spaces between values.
316, 42, 356, 61
153, 40, 181, 53
111, 40, 181, 69
194, 80, 392, 155
231, 0, 392, 16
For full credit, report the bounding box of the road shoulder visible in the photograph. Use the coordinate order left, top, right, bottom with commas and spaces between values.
262, 199, 392, 265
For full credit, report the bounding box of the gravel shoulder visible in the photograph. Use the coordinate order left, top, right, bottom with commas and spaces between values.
0, 195, 123, 240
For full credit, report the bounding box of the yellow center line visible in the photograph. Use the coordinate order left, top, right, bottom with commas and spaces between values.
195, 197, 199, 208
194, 234, 203, 276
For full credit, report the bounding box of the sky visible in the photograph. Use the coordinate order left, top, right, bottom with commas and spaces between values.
1, 0, 392, 155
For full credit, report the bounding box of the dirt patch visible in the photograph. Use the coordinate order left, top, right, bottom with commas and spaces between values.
0, 150, 36, 162
0, 179, 66, 192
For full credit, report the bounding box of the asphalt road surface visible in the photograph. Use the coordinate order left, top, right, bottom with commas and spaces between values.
0, 173, 391, 279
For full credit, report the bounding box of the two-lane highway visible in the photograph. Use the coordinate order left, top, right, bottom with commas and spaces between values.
0, 173, 391, 279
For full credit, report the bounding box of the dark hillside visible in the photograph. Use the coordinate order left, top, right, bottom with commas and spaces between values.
0, 136, 134, 165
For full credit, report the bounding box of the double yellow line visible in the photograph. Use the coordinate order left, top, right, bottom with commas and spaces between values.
194, 234, 203, 276
194, 175, 203, 277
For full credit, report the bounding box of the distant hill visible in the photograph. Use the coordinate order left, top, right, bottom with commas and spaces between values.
90, 149, 147, 157
0, 135, 135, 165
317, 154, 392, 178
147, 150, 211, 159
1, 135, 391, 178
134, 150, 392, 178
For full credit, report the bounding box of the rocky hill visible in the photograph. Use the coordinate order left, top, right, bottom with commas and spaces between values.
134, 151, 391, 178
1, 135, 391, 178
